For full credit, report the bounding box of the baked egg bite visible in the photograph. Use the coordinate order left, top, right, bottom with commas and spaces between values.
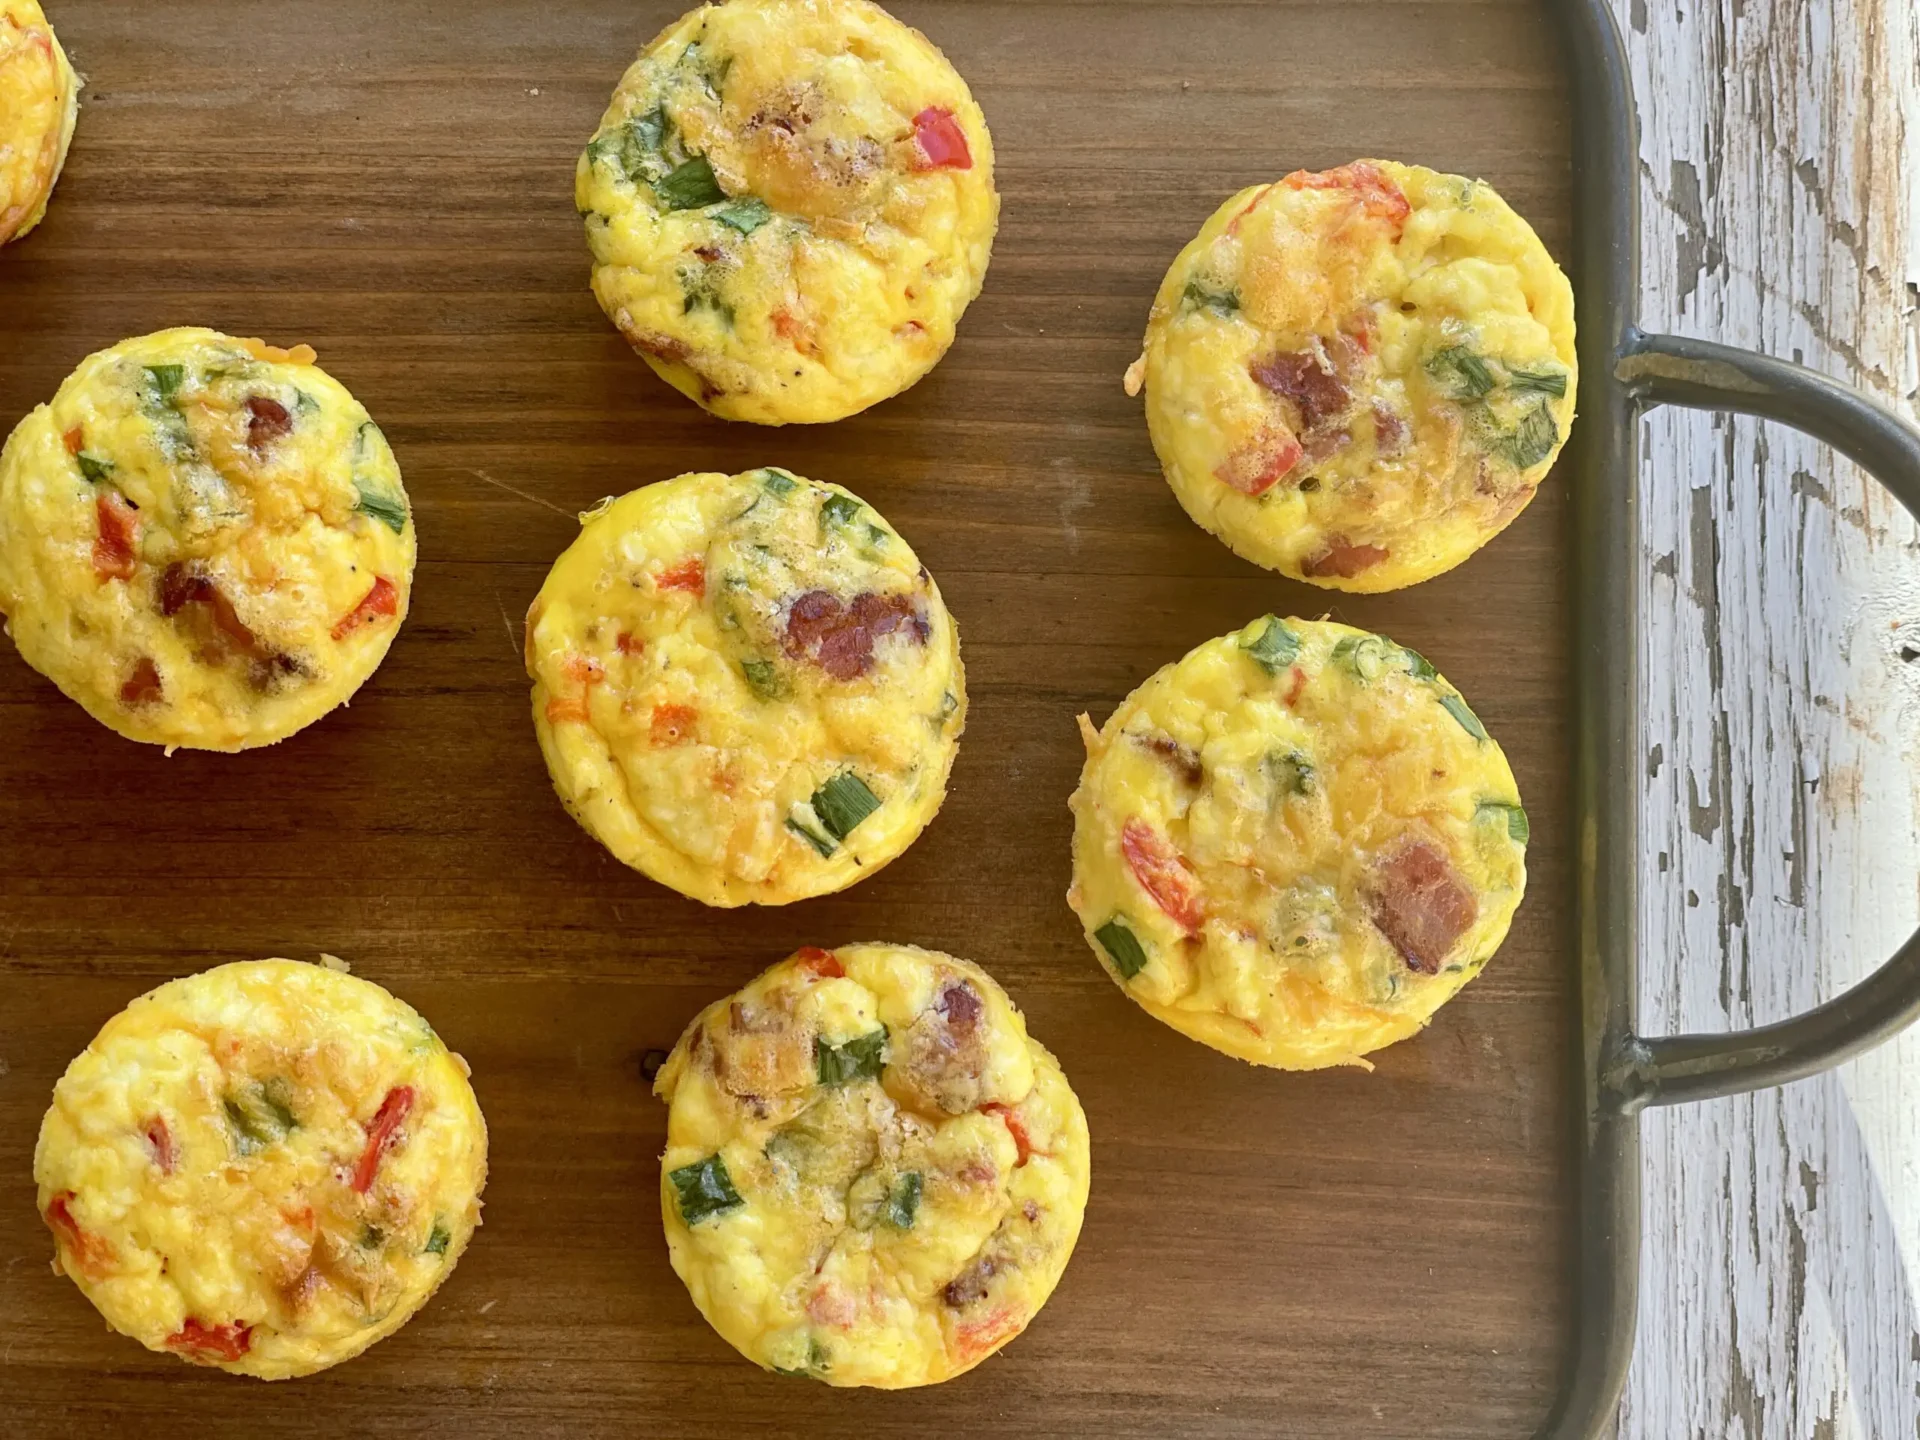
1068, 616, 1528, 1070
526, 467, 965, 907
0, 0, 79, 245
0, 327, 416, 750
33, 958, 487, 1380
655, 943, 1090, 1386
1126, 160, 1576, 591
577, 0, 997, 425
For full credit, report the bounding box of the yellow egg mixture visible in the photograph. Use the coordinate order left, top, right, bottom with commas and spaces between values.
1068, 616, 1528, 1069
655, 944, 1090, 1387
578, 0, 997, 424
0, 0, 78, 244
527, 468, 964, 907
1128, 160, 1576, 591
34, 959, 488, 1379
0, 328, 416, 750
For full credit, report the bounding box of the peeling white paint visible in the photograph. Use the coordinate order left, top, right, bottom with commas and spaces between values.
1613, 1, 1920, 1436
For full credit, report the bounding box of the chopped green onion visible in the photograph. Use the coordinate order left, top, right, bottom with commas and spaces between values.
1241, 615, 1301, 674
353, 480, 409, 534
424, 1223, 451, 1256
224, 1078, 298, 1156
1268, 750, 1314, 796
886, 1172, 923, 1229
75, 453, 114, 483
1332, 634, 1398, 683
1505, 363, 1569, 398
1477, 800, 1530, 843
1095, 918, 1149, 980
816, 1028, 887, 1086
144, 364, 186, 403
1440, 692, 1488, 742
758, 467, 797, 496
656, 155, 727, 210
1426, 346, 1496, 399
1495, 403, 1560, 469
742, 659, 784, 700
774, 1338, 831, 1378
812, 772, 880, 840
1181, 277, 1240, 315
294, 389, 321, 415
785, 816, 836, 858
359, 1224, 386, 1249
819, 492, 863, 530
669, 1153, 744, 1225
713, 196, 773, 235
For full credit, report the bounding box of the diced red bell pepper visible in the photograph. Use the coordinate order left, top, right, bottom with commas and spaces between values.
794, 946, 844, 979
144, 1117, 176, 1174
62, 426, 84, 454
331, 575, 398, 642
980, 1102, 1036, 1166
911, 107, 972, 171
650, 702, 698, 746
44, 1192, 116, 1279
657, 557, 706, 598
165, 1318, 253, 1362
119, 657, 164, 708
92, 494, 140, 581
1120, 818, 1206, 933
1282, 161, 1411, 234
1214, 425, 1303, 497
350, 1085, 415, 1194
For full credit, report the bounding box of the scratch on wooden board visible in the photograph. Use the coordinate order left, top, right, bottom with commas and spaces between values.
464, 468, 572, 519
1613, 0, 1920, 1437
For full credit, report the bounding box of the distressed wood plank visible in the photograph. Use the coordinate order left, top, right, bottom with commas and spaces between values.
1614, 0, 1920, 1435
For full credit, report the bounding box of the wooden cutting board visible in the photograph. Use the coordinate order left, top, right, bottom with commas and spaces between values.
0, 2, 1575, 1434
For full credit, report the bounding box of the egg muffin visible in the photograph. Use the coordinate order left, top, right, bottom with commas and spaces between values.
1068, 616, 1528, 1069
655, 943, 1090, 1386
577, 0, 997, 425
0, 0, 79, 245
33, 958, 487, 1380
527, 468, 964, 907
1126, 161, 1576, 591
0, 328, 415, 750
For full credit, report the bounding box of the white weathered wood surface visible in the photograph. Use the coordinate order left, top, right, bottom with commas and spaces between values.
1613, 0, 1920, 1435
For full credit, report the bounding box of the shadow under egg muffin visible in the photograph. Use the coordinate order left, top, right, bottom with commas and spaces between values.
1126, 160, 1577, 591
33, 958, 488, 1380
577, 0, 997, 425
0, 327, 416, 750
0, 0, 79, 245
526, 468, 965, 907
655, 943, 1091, 1387
1067, 616, 1529, 1070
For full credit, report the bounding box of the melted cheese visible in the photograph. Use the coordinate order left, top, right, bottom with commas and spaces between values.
33, 959, 487, 1380
655, 944, 1090, 1387
1068, 616, 1528, 1069
1131, 160, 1577, 591
0, 0, 77, 244
0, 328, 416, 750
527, 469, 964, 907
577, 0, 997, 424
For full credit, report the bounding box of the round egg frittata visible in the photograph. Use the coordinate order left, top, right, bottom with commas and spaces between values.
1068, 616, 1528, 1070
526, 468, 965, 907
1126, 160, 1577, 591
655, 943, 1090, 1387
0, 328, 416, 750
33, 958, 488, 1380
0, 0, 79, 246
577, 0, 997, 425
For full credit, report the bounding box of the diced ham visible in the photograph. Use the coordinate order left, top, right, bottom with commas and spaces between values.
92, 494, 140, 582
331, 576, 399, 642
1249, 349, 1352, 432
1120, 818, 1206, 933
894, 979, 992, 1116
910, 107, 972, 171
657, 557, 706, 598
245, 396, 293, 453
794, 947, 844, 979
1372, 401, 1409, 455
144, 1117, 176, 1174
164, 1318, 253, 1363
784, 589, 930, 681
350, 1085, 414, 1194
119, 658, 163, 708
649, 702, 698, 746
1282, 161, 1412, 234
943, 1252, 1003, 1308
161, 563, 266, 655
1302, 537, 1391, 579
1369, 839, 1479, 974
1214, 425, 1303, 496
1136, 735, 1202, 786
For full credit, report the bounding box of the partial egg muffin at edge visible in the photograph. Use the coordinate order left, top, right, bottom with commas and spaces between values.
1068, 616, 1528, 1070
0, 328, 416, 751
577, 0, 997, 425
0, 0, 80, 245
527, 468, 965, 907
656, 943, 1091, 1387
33, 958, 488, 1380
1127, 160, 1577, 592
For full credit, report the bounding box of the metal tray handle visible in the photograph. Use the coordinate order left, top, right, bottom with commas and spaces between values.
1609, 329, 1920, 1110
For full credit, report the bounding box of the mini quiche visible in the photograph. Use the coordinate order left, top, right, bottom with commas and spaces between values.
655, 943, 1090, 1387
0, 328, 415, 750
33, 958, 487, 1380
1068, 616, 1528, 1070
577, 0, 997, 425
1126, 160, 1577, 591
526, 468, 964, 907
1, 0, 80, 246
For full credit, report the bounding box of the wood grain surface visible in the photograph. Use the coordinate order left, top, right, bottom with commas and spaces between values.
0, 3, 1576, 1436
1614, 1, 1920, 1436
